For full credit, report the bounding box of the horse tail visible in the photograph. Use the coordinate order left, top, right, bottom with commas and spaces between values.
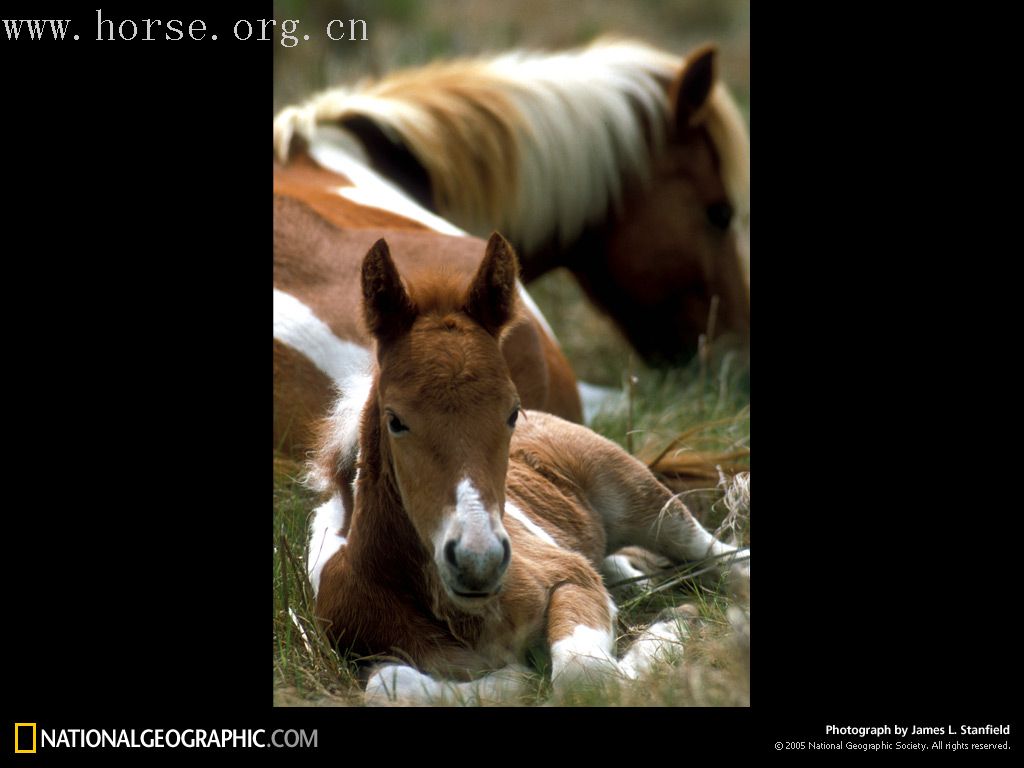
648, 448, 749, 491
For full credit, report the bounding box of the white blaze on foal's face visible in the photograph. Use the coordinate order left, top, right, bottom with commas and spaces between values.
437, 477, 512, 603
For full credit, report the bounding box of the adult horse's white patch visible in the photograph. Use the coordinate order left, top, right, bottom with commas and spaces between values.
273, 288, 371, 384
307, 494, 348, 596
282, 123, 568, 359
505, 501, 557, 547
274, 40, 750, 273
307, 132, 466, 237
515, 283, 557, 342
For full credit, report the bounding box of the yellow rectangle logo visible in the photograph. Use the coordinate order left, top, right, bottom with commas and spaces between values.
14, 723, 37, 754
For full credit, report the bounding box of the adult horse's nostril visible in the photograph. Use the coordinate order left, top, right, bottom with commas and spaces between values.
444, 539, 459, 568
500, 538, 511, 570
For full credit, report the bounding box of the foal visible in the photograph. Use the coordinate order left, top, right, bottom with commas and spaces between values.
309, 233, 748, 703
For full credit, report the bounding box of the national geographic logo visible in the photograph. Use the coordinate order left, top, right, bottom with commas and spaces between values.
14, 723, 37, 753
10, 724, 316, 751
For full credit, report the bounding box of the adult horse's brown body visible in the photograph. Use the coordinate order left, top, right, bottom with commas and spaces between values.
275, 38, 750, 364
307, 235, 749, 704
273, 152, 582, 459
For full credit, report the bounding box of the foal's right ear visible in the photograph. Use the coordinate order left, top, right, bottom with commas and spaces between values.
464, 232, 520, 337
361, 238, 416, 341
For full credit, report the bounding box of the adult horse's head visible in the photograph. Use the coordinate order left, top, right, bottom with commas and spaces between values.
362, 233, 520, 610
587, 44, 750, 365
275, 39, 749, 367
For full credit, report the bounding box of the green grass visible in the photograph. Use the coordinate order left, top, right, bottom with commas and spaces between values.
273, 468, 362, 705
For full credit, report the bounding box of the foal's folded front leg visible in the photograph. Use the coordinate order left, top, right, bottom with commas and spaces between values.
546, 578, 624, 696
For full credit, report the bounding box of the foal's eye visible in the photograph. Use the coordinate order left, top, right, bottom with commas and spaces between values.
388, 413, 409, 435
507, 408, 519, 429
706, 201, 734, 231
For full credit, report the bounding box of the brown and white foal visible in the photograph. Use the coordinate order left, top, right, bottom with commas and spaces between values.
308, 233, 748, 704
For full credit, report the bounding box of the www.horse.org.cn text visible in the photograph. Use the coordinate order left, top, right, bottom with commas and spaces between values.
2, 12, 369, 47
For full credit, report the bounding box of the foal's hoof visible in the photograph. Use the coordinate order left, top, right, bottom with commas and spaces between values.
550, 656, 624, 703
619, 603, 702, 680
365, 663, 533, 707
550, 636, 624, 703
365, 664, 435, 706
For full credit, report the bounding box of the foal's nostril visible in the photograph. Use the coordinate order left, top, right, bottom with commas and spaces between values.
444, 539, 459, 568
500, 538, 511, 570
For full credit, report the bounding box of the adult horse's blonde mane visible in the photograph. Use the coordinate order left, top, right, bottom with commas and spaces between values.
274, 37, 749, 257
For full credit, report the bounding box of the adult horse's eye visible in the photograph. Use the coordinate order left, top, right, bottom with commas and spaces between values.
707, 201, 733, 231
388, 413, 409, 435
507, 407, 519, 429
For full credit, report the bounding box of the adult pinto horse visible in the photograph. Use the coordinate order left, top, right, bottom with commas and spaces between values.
274, 144, 582, 460
307, 234, 749, 704
274, 38, 750, 364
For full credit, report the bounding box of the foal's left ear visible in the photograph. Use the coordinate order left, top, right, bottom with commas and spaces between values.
672, 44, 717, 130
464, 232, 520, 337
362, 238, 417, 342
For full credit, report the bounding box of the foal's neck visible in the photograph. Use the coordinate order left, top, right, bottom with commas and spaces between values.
353, 468, 420, 560
346, 399, 432, 591
347, 397, 485, 639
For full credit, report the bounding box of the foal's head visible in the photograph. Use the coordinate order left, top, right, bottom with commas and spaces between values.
361, 233, 521, 611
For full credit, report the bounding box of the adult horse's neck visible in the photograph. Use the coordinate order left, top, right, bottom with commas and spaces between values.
535, 221, 620, 318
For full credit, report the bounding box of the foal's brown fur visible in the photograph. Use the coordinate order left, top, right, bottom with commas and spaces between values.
312, 235, 746, 697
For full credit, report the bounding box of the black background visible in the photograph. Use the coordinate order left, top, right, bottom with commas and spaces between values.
2, 2, 1016, 762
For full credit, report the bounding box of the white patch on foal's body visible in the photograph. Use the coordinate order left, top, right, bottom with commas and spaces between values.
600, 553, 647, 589
307, 494, 347, 596
504, 501, 557, 548
273, 288, 371, 384
304, 378, 374, 590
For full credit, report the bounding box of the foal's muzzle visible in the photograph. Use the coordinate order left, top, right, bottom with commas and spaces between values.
442, 532, 511, 599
